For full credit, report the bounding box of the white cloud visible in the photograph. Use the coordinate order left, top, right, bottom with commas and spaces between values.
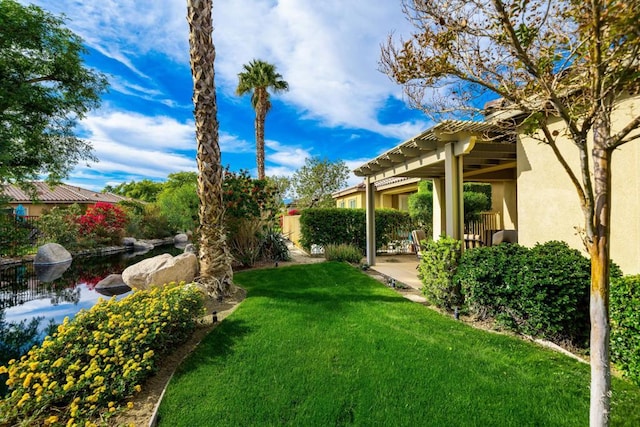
27, 0, 424, 139
219, 132, 253, 154
214, 0, 422, 137
80, 111, 196, 151
265, 140, 312, 170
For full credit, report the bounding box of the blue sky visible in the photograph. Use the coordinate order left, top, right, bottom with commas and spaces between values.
24, 0, 431, 191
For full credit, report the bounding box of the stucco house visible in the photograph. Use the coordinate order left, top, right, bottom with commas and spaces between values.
332, 177, 421, 211
1, 182, 129, 217
353, 94, 640, 275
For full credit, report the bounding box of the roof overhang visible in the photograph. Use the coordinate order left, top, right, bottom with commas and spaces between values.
354, 120, 516, 182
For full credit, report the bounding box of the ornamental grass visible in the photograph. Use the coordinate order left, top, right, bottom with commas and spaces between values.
0, 282, 204, 427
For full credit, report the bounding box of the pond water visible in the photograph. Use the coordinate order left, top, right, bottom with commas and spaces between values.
0, 245, 183, 336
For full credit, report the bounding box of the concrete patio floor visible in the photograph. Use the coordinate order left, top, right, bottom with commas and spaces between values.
369, 254, 423, 291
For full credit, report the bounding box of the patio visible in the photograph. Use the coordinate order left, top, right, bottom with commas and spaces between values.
369, 253, 423, 291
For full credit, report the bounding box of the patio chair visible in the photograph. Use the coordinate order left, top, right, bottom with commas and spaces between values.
411, 229, 427, 260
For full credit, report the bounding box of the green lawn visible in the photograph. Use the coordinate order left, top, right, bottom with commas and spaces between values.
157, 262, 640, 426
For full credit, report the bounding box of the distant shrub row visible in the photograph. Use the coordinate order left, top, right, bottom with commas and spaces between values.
418, 239, 639, 386
299, 208, 413, 254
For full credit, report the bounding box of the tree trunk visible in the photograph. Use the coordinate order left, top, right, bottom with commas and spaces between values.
255, 109, 266, 179
187, 0, 233, 298
254, 88, 268, 180
589, 114, 612, 427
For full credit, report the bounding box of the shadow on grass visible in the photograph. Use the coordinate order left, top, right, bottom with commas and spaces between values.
171, 318, 253, 380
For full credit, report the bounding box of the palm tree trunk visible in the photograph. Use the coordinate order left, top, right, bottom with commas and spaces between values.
255, 87, 268, 180
187, 0, 233, 298
589, 113, 612, 427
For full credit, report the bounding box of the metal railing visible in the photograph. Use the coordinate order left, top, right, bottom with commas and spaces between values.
1, 214, 43, 256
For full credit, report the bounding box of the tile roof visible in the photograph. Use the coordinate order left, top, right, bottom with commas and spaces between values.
1, 182, 129, 204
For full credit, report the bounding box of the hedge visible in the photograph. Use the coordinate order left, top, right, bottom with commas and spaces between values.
610, 275, 640, 386
299, 208, 413, 253
455, 241, 621, 347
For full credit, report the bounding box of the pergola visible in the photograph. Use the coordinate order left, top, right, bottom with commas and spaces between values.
354, 120, 517, 266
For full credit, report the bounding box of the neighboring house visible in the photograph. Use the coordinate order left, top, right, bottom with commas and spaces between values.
332, 177, 421, 211
1, 182, 129, 217
354, 94, 639, 275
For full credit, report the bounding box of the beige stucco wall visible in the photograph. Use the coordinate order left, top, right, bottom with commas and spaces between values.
282, 214, 302, 245
334, 193, 366, 209
517, 94, 640, 274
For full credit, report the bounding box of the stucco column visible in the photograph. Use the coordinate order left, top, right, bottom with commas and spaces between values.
365, 176, 376, 266
444, 143, 463, 240
432, 178, 446, 240
501, 180, 518, 229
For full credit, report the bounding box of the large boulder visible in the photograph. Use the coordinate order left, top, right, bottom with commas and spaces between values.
122, 237, 136, 247
133, 240, 154, 252
121, 252, 198, 291
174, 233, 189, 244
34, 243, 72, 265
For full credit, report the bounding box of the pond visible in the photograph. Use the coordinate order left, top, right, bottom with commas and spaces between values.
0, 245, 183, 341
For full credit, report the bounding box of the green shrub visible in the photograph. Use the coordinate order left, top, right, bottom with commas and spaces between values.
456, 241, 622, 346
610, 275, 640, 386
0, 283, 204, 426
260, 227, 290, 262
463, 191, 491, 223
324, 244, 363, 264
418, 236, 463, 310
37, 204, 83, 248
455, 243, 529, 320
517, 241, 591, 344
156, 183, 199, 232
139, 204, 174, 238
407, 184, 490, 236
299, 208, 413, 253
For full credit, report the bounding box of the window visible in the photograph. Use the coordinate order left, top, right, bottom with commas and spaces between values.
339, 201, 345, 208
348, 199, 356, 208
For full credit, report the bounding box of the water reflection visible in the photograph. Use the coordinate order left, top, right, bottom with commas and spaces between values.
0, 245, 183, 332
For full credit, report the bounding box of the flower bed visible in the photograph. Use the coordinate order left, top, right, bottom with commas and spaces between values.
0, 282, 204, 426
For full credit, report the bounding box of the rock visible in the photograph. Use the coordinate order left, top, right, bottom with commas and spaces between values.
34, 243, 72, 265
184, 243, 196, 254
174, 233, 189, 244
96, 273, 126, 288
35, 259, 72, 282
95, 274, 131, 297
133, 240, 155, 251
121, 252, 199, 291
122, 237, 136, 246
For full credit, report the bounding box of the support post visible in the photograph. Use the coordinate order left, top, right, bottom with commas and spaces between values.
432, 178, 446, 240
365, 176, 376, 266
444, 143, 463, 240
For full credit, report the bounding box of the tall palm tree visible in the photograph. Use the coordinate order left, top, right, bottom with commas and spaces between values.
186, 0, 233, 297
236, 59, 289, 179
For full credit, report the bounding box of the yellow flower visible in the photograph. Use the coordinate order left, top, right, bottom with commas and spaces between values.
127, 402, 134, 409
17, 392, 30, 407
45, 415, 59, 425
0, 366, 7, 374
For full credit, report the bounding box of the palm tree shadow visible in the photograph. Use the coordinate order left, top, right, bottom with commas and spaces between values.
171, 318, 252, 379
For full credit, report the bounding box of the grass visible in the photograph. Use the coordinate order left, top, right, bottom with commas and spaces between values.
157, 262, 640, 426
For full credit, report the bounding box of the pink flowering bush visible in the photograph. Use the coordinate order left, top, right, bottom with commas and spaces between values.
77, 202, 128, 246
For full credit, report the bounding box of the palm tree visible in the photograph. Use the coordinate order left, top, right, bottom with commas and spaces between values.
186, 0, 233, 297
236, 59, 289, 179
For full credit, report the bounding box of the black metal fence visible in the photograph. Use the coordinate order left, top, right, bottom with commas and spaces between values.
0, 214, 43, 256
